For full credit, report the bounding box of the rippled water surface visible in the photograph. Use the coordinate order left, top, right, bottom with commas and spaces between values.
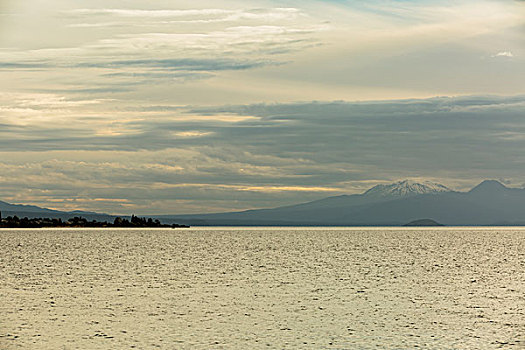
1, 227, 524, 349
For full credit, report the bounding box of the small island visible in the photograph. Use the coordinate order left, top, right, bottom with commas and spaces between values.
404, 219, 444, 227
0, 212, 189, 228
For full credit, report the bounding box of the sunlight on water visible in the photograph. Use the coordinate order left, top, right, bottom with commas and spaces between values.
1, 227, 523, 349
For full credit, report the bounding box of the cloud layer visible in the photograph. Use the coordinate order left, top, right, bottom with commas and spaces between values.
0, 0, 524, 213
2, 94, 525, 213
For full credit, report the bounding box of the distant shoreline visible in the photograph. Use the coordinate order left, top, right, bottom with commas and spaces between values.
0, 213, 189, 229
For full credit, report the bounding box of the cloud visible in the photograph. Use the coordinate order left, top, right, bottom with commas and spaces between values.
0, 9, 323, 94
0, 62, 49, 69
67, 8, 302, 23
3, 0, 523, 103
173, 131, 213, 138
492, 51, 514, 58
81, 58, 272, 71
1, 1, 525, 213
68, 8, 235, 18
2, 95, 525, 213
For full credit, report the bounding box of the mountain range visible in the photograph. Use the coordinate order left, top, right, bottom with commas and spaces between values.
2, 179, 525, 226
161, 179, 525, 226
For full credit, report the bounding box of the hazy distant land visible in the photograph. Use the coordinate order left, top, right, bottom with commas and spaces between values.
4, 179, 525, 227
404, 219, 444, 227
148, 179, 525, 226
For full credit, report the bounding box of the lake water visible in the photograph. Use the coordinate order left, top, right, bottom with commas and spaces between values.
1, 227, 523, 349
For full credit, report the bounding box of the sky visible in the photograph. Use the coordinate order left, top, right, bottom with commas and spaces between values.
0, 0, 525, 214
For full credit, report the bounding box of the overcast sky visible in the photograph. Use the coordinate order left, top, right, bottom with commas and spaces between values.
1, 0, 525, 214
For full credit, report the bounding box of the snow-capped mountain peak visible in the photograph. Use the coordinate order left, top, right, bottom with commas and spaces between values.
364, 180, 451, 197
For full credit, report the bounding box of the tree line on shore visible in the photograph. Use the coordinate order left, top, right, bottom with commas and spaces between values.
0, 213, 189, 228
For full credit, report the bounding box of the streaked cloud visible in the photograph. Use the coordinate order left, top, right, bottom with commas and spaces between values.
174, 131, 214, 138
492, 51, 514, 58
67, 7, 302, 24
68, 8, 236, 18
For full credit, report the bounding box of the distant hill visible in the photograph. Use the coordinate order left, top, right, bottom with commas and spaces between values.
162, 179, 525, 226
0, 200, 116, 222
0, 200, 59, 214
404, 219, 444, 227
